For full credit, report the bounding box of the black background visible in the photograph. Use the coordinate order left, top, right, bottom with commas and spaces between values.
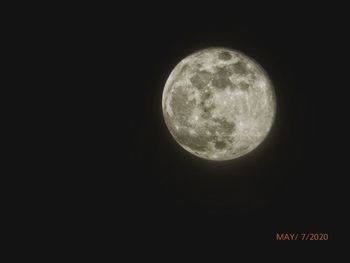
67, 4, 349, 248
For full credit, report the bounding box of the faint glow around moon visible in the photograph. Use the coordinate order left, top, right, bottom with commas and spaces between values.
162, 47, 276, 161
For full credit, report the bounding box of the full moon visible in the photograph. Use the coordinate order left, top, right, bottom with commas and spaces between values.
162, 47, 276, 161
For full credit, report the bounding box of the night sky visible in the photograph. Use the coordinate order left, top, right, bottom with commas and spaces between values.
74, 4, 348, 248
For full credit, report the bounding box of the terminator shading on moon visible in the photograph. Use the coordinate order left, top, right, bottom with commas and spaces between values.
162, 47, 276, 160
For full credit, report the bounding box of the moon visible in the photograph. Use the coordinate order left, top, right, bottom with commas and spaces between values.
162, 47, 276, 161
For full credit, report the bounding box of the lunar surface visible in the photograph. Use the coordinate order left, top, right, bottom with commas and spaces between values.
162, 47, 276, 160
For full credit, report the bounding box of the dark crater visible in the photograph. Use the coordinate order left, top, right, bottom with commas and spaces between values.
213, 117, 236, 135
214, 140, 226, 149
212, 66, 233, 89
232, 61, 248, 75
190, 70, 212, 89
218, 51, 232, 61
239, 82, 250, 90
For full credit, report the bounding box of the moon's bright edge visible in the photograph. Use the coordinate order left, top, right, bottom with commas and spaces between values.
162, 47, 276, 161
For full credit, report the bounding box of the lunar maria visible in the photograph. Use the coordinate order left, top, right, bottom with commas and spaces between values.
162, 47, 276, 161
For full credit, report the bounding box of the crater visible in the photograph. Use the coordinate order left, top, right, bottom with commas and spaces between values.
212, 67, 233, 89
239, 82, 250, 90
200, 90, 213, 101
218, 51, 232, 61
190, 70, 212, 89
236, 145, 250, 153
170, 86, 196, 125
176, 131, 209, 152
213, 117, 236, 134
232, 61, 248, 75
215, 140, 226, 149
200, 104, 215, 119
204, 123, 220, 137
178, 64, 190, 78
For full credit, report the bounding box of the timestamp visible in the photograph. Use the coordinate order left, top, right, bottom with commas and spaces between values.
276, 233, 329, 241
